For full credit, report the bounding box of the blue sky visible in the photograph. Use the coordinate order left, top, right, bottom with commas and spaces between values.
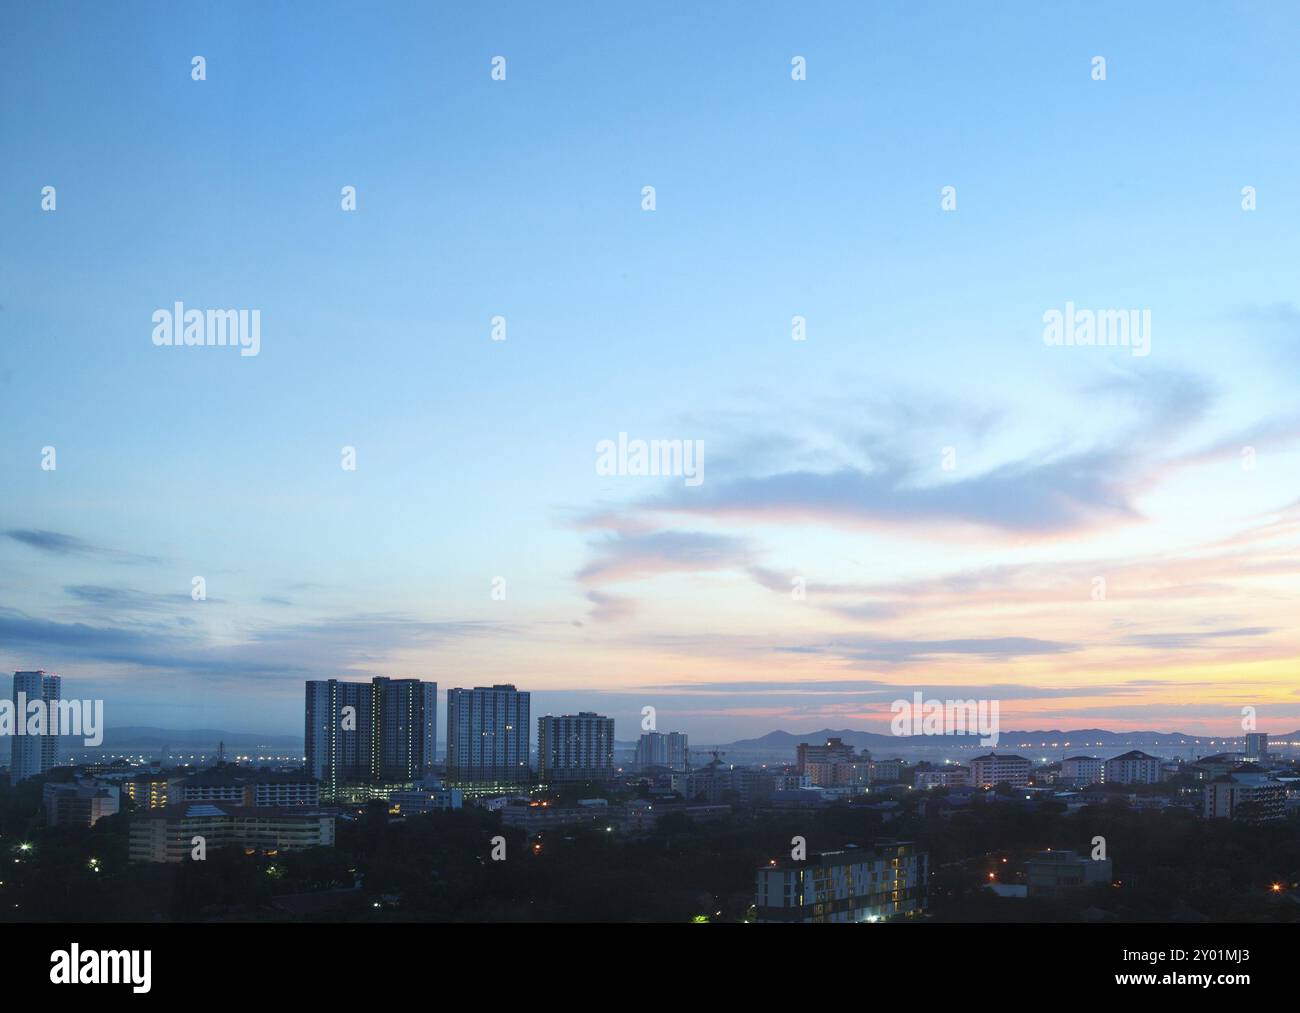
2, 1, 1299, 743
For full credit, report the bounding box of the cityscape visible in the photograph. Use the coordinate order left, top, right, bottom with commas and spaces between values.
3, 668, 1299, 924
2, 4, 1299, 992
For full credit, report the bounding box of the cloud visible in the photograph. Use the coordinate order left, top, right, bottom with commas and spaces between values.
777, 636, 1079, 665
64, 585, 184, 612
0, 604, 508, 684
590, 370, 1228, 540
585, 591, 636, 623
577, 530, 753, 585
6, 529, 160, 565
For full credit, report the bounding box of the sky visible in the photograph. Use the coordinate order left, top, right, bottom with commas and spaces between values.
2, 1, 1298, 744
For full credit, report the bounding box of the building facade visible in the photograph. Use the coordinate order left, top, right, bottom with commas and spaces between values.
1024, 850, 1112, 896
129, 802, 336, 862
305, 677, 436, 800
44, 777, 120, 828
1103, 750, 1164, 785
753, 842, 928, 923
970, 752, 1031, 789
634, 731, 689, 771
10, 670, 62, 782
445, 684, 531, 788
1060, 755, 1105, 784
1204, 773, 1286, 823
537, 712, 615, 783
796, 737, 861, 774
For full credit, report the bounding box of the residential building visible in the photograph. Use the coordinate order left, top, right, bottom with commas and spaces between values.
796, 737, 861, 774
1104, 750, 1163, 785
43, 777, 120, 828
388, 786, 463, 815
1024, 850, 1112, 896
370, 677, 438, 781
806, 759, 869, 789
129, 802, 336, 862
305, 677, 436, 799
1060, 755, 1105, 785
10, 670, 61, 782
914, 767, 971, 789
1204, 772, 1286, 823
537, 712, 615, 783
868, 759, 904, 784
445, 684, 531, 789
121, 771, 179, 809
970, 752, 1031, 789
1244, 733, 1269, 761
753, 842, 928, 923
174, 766, 320, 807
305, 679, 372, 799
634, 731, 689, 771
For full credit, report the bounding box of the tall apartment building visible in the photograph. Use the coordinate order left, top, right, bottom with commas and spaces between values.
970, 752, 1031, 789
370, 677, 438, 781
445, 685, 530, 788
537, 712, 615, 783
305, 677, 436, 800
753, 842, 928, 923
1244, 733, 1269, 761
10, 670, 61, 782
1103, 750, 1163, 785
634, 731, 689, 771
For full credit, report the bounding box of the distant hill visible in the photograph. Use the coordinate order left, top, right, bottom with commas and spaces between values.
701, 727, 1300, 759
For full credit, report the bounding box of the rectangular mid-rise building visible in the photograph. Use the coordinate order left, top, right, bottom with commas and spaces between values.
537, 712, 615, 783
754, 842, 928, 923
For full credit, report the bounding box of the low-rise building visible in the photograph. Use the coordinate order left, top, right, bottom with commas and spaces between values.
1059, 755, 1105, 785
174, 766, 320, 807
44, 777, 120, 828
388, 787, 463, 815
1204, 772, 1286, 823
753, 842, 928, 923
914, 767, 970, 789
1104, 750, 1163, 785
128, 802, 336, 862
121, 771, 179, 809
1024, 849, 1112, 897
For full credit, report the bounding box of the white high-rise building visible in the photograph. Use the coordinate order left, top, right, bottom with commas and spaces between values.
11, 670, 61, 782
634, 731, 689, 771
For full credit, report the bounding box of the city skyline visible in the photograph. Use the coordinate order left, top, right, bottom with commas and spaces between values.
4, 2, 1300, 743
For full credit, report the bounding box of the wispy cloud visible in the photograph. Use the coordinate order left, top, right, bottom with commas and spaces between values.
6, 529, 161, 565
